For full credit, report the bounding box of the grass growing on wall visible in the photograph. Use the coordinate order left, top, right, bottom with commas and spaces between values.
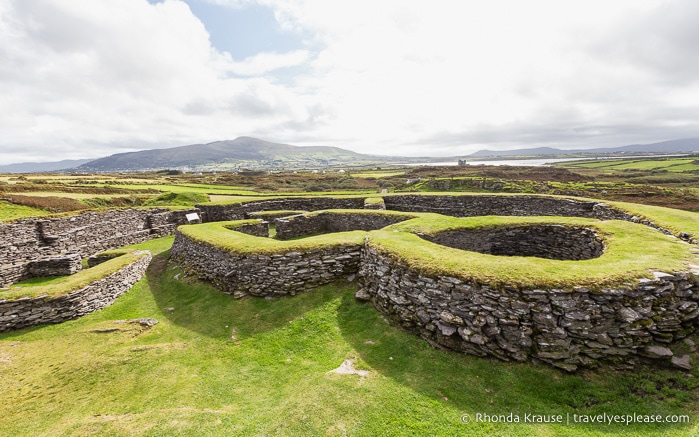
363, 196, 385, 205
608, 200, 699, 238
0, 236, 697, 436
179, 221, 367, 255
181, 211, 697, 290
0, 250, 150, 300
371, 215, 696, 290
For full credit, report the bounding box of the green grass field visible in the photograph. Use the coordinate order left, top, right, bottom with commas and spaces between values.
84, 183, 260, 196
0, 199, 49, 220
0, 236, 697, 436
2, 171, 699, 435
560, 157, 699, 172
3, 191, 141, 199
351, 170, 406, 179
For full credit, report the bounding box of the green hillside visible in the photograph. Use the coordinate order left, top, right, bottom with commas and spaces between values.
78, 137, 389, 171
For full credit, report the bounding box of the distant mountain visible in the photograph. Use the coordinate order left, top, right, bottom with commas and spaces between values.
78, 137, 394, 171
468, 138, 699, 158
0, 159, 94, 173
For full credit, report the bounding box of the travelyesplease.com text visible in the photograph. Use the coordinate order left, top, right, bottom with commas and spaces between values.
461, 412, 690, 426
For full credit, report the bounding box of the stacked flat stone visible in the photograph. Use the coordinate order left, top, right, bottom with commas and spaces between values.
0, 251, 152, 332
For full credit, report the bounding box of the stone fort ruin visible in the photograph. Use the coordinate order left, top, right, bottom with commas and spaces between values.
2, 194, 698, 372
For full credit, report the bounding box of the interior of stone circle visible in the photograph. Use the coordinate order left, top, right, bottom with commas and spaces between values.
418, 224, 606, 260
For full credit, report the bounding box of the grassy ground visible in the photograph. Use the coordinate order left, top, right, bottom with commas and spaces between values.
560, 157, 699, 172
85, 183, 260, 196
2, 191, 138, 199
350, 170, 406, 179
0, 199, 49, 220
1, 237, 697, 436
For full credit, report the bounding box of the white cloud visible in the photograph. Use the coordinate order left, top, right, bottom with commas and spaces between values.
226, 49, 310, 76
197, 0, 255, 7
260, 0, 699, 154
1, 0, 699, 163
0, 0, 313, 162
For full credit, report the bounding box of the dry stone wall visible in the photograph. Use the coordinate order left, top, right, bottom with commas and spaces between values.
357, 247, 699, 371
5, 193, 695, 371
230, 221, 270, 237
28, 254, 83, 277
198, 197, 366, 222
383, 194, 620, 218
0, 251, 151, 332
0, 208, 197, 287
274, 211, 410, 240
171, 198, 699, 371
421, 225, 605, 261
170, 230, 361, 298
197, 194, 689, 240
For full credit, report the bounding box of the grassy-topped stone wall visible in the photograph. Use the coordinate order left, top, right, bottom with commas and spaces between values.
358, 215, 699, 371
171, 219, 367, 298
0, 249, 152, 332
172, 202, 699, 371
195, 193, 699, 243
198, 195, 367, 222
274, 209, 417, 240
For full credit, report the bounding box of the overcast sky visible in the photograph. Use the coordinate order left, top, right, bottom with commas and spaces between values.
1, 0, 699, 163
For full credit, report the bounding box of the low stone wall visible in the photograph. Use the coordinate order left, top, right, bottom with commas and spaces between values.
274, 211, 411, 240
169, 207, 699, 371
421, 225, 605, 261
274, 214, 326, 240
0, 207, 197, 287
357, 247, 699, 371
229, 221, 270, 237
384, 194, 628, 220
194, 194, 698, 241
0, 251, 152, 332
384, 194, 697, 241
198, 197, 366, 222
170, 230, 362, 298
28, 254, 83, 277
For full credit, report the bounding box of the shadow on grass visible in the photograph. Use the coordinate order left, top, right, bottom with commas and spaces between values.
0, 323, 51, 340
335, 291, 697, 435
148, 251, 347, 339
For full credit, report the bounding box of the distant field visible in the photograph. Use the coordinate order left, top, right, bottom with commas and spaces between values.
3, 191, 145, 199
560, 157, 699, 172
0, 200, 48, 220
85, 183, 261, 196
351, 170, 406, 178
1, 175, 163, 184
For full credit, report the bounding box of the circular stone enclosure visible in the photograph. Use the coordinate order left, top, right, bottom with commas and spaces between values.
420, 224, 605, 261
